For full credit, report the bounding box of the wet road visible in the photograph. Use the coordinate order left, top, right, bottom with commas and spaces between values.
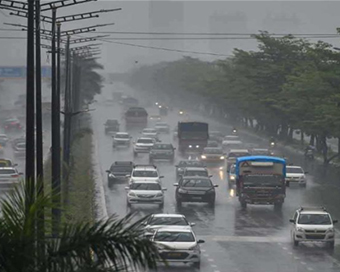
92, 82, 340, 272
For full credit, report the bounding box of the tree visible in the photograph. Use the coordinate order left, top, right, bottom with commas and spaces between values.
0, 183, 160, 272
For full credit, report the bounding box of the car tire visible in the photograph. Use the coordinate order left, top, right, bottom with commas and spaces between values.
241, 201, 247, 209
159, 203, 164, 209
193, 261, 200, 269
293, 237, 299, 247
329, 241, 335, 248
274, 202, 283, 210
176, 200, 182, 207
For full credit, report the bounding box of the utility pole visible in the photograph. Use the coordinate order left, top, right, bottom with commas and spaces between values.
25, 0, 35, 208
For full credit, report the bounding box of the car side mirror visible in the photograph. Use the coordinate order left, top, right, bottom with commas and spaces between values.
333, 219, 338, 224
125, 187, 129, 190
174, 183, 179, 186
190, 222, 195, 226
304, 171, 308, 174
197, 239, 205, 244
289, 219, 295, 223
209, 175, 213, 178
159, 176, 164, 178
162, 187, 167, 191
214, 184, 218, 187
125, 174, 131, 177
106, 170, 110, 173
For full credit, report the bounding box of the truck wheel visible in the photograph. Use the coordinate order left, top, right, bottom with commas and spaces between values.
274, 202, 283, 210
241, 201, 247, 209
329, 241, 335, 248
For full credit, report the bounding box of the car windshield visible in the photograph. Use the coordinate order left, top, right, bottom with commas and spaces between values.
0, 161, 11, 167
203, 148, 223, 154
111, 166, 132, 172
182, 179, 212, 187
137, 139, 153, 144
298, 214, 332, 225
149, 217, 189, 226
243, 175, 282, 186
154, 231, 195, 242
133, 170, 158, 177
153, 144, 172, 150
287, 167, 304, 174
184, 170, 208, 177
178, 161, 204, 167
143, 129, 156, 133
0, 169, 16, 174
228, 152, 249, 158
115, 134, 129, 139
130, 183, 161, 190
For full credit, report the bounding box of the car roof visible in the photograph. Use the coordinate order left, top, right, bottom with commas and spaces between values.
152, 214, 185, 218
116, 132, 128, 135
299, 210, 329, 215
0, 167, 16, 170
156, 228, 192, 233
184, 167, 207, 171
287, 166, 302, 169
130, 180, 160, 184
134, 166, 157, 170
229, 149, 249, 153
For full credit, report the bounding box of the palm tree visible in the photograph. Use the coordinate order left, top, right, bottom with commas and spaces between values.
0, 183, 160, 272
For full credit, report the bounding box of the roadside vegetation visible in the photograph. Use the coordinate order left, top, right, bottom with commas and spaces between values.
127, 31, 340, 164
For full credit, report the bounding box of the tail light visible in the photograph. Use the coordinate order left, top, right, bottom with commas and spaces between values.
11, 175, 19, 178
5, 126, 8, 129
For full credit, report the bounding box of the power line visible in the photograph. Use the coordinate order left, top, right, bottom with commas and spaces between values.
98, 36, 339, 40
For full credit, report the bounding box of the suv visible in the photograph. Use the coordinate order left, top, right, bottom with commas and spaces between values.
106, 161, 134, 183
129, 165, 164, 184
112, 132, 131, 147
133, 137, 156, 156
285, 166, 307, 187
149, 143, 175, 163
174, 176, 218, 207
104, 119, 119, 135
290, 207, 338, 248
125, 180, 166, 208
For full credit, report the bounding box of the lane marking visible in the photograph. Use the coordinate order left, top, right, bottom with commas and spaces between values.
287, 252, 293, 255
203, 235, 288, 243
208, 258, 215, 262
307, 268, 314, 271
211, 264, 217, 268
300, 262, 306, 265
282, 247, 288, 250
203, 254, 209, 257
294, 256, 300, 260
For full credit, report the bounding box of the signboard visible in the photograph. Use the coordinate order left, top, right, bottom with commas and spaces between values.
0, 66, 51, 78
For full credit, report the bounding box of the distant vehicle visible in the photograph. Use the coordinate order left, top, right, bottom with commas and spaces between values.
207, 140, 219, 148
104, 119, 120, 135
125, 180, 166, 208
13, 142, 26, 158
149, 143, 175, 163
155, 122, 170, 134
226, 149, 250, 170
158, 105, 168, 116
112, 132, 131, 147
285, 166, 307, 187
0, 158, 16, 167
235, 156, 286, 209
0, 134, 9, 146
251, 148, 273, 156
179, 167, 210, 179
222, 140, 243, 153
122, 96, 139, 108
152, 228, 204, 268
200, 147, 225, 165
143, 214, 195, 237
209, 131, 224, 143
0, 167, 22, 188
128, 164, 163, 184
133, 137, 156, 156
290, 207, 337, 248
175, 160, 206, 178
106, 161, 134, 183
125, 107, 148, 128
174, 176, 218, 207
149, 115, 162, 121
177, 122, 209, 154
12, 137, 25, 149
227, 163, 236, 185
141, 128, 159, 140
3, 118, 22, 133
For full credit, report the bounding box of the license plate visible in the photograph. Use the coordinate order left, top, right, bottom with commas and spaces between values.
192, 197, 202, 200
168, 253, 182, 257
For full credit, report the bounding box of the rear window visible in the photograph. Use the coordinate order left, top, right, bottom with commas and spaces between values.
0, 169, 16, 174
182, 179, 212, 187
287, 167, 304, 174
111, 166, 132, 172
137, 139, 153, 144
178, 161, 204, 167
132, 170, 158, 177
184, 170, 208, 177
228, 152, 249, 158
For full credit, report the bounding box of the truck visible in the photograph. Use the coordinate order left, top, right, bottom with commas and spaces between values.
177, 122, 209, 154
235, 156, 286, 209
125, 107, 148, 129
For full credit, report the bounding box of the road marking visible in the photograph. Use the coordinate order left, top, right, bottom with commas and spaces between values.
203, 254, 209, 257
307, 268, 314, 271
301, 262, 306, 265
287, 252, 293, 255
294, 256, 300, 260
211, 264, 217, 268
202, 235, 288, 243
208, 258, 215, 262
282, 247, 288, 250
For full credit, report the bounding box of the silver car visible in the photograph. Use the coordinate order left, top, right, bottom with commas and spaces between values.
112, 132, 131, 147
125, 180, 166, 208
152, 228, 205, 269
133, 137, 156, 156
0, 167, 22, 189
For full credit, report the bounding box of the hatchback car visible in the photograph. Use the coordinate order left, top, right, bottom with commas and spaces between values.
290, 207, 337, 248
0, 167, 22, 189
112, 132, 131, 147
125, 180, 166, 208
129, 165, 164, 184
152, 228, 204, 268
174, 176, 218, 207
175, 160, 206, 178
286, 166, 307, 187
133, 137, 156, 156
106, 161, 134, 183
149, 143, 175, 163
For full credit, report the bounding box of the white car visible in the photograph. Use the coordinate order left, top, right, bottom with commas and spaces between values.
0, 167, 22, 188
152, 228, 205, 268
133, 137, 156, 156
112, 132, 131, 147
290, 207, 337, 248
222, 140, 243, 153
125, 180, 166, 208
286, 166, 307, 187
155, 122, 170, 134
143, 214, 195, 237
141, 128, 159, 140
129, 165, 164, 184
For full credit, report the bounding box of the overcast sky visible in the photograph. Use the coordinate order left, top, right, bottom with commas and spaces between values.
1, 1, 340, 73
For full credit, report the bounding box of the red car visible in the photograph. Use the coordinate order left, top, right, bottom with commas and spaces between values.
3, 118, 22, 132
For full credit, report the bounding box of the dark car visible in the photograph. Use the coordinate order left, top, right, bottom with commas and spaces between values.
180, 167, 210, 178
3, 118, 22, 133
174, 176, 218, 207
104, 119, 120, 135
106, 161, 134, 183
149, 143, 175, 163
175, 160, 206, 178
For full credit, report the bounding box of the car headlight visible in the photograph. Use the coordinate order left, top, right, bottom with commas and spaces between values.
196, 145, 200, 148
189, 145, 192, 148
296, 227, 304, 232
178, 188, 188, 194
300, 175, 306, 180
189, 244, 200, 251
128, 192, 136, 197
201, 155, 206, 159
327, 228, 334, 233
155, 192, 163, 197
109, 173, 115, 178
230, 176, 235, 180
220, 156, 225, 160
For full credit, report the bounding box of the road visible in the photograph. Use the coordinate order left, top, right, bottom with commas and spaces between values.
92, 82, 340, 272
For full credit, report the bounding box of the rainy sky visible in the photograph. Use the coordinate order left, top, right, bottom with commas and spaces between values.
0, 1, 340, 73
